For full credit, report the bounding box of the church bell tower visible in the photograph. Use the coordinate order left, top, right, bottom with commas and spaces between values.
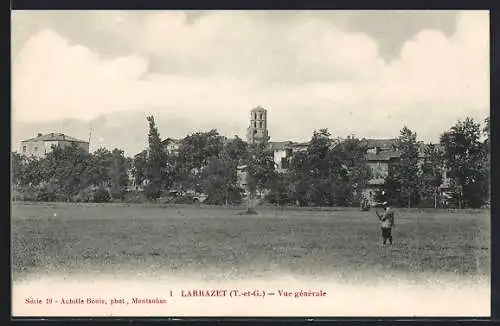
246, 106, 269, 145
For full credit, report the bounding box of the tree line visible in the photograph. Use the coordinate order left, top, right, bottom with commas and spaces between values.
11, 115, 489, 209
378, 117, 489, 209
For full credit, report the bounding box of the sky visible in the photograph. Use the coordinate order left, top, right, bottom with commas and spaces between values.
11, 10, 489, 156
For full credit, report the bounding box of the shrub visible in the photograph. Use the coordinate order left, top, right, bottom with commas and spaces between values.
123, 191, 146, 203
36, 182, 58, 202
416, 198, 436, 209
264, 190, 291, 206
205, 187, 244, 205
110, 189, 125, 202
72, 187, 94, 203
93, 186, 111, 203
15, 187, 38, 202
144, 183, 162, 200
173, 194, 196, 204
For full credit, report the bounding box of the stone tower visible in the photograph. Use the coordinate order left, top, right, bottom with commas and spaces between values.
246, 106, 269, 145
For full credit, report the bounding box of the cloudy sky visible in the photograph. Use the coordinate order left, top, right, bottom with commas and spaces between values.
11, 10, 489, 156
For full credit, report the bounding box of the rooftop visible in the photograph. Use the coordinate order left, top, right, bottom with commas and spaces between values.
268, 141, 294, 151
360, 138, 397, 149
161, 138, 182, 145
251, 106, 267, 112
21, 132, 88, 143
365, 150, 400, 161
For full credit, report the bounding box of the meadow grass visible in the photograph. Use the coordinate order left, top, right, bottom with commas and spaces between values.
11, 203, 490, 284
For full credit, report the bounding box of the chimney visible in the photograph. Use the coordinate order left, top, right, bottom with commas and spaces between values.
37, 133, 43, 137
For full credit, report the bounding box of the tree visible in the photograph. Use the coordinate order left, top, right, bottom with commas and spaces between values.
245, 139, 276, 212
222, 136, 248, 163
287, 150, 311, 206
305, 129, 344, 206
132, 150, 148, 188
394, 126, 420, 208
145, 115, 164, 200
11, 152, 26, 187
419, 143, 444, 208
201, 136, 248, 205
175, 129, 225, 192
160, 143, 176, 192
11, 152, 27, 201
266, 171, 291, 207
440, 117, 488, 208
284, 129, 345, 207
481, 117, 490, 205
20, 155, 47, 188
91, 148, 113, 187
43, 144, 94, 202
332, 137, 372, 206
483, 116, 490, 145
109, 148, 129, 200
307, 129, 335, 179
202, 156, 242, 205
376, 163, 402, 206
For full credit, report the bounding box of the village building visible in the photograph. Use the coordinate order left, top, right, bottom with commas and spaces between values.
237, 106, 453, 206
20, 132, 89, 158
131, 106, 453, 206
161, 138, 182, 155
361, 139, 400, 205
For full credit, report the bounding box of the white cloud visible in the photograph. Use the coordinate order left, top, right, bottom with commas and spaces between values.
12, 10, 489, 151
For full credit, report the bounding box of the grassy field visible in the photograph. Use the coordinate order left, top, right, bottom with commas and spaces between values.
11, 203, 490, 284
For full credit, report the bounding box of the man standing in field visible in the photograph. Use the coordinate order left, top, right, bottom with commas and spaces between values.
376, 202, 395, 245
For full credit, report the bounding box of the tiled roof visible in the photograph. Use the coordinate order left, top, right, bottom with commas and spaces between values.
360, 138, 397, 149
365, 150, 400, 161
161, 138, 182, 145
21, 133, 88, 143
267, 140, 347, 152
268, 141, 294, 151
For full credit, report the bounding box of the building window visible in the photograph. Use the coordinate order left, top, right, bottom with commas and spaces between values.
22, 145, 26, 153
254, 121, 257, 128
259, 121, 263, 128
260, 113, 263, 120
254, 113, 257, 120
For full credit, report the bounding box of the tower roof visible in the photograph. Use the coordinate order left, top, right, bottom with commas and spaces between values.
251, 106, 266, 112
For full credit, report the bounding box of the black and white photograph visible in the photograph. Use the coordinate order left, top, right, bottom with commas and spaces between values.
11, 10, 490, 317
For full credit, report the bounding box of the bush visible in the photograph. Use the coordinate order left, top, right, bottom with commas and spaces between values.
416, 198, 436, 209
36, 182, 59, 202
93, 186, 111, 203
264, 190, 291, 206
204, 187, 244, 205
15, 187, 38, 202
123, 191, 146, 203
172, 194, 196, 204
144, 183, 162, 200
72, 187, 94, 203
110, 188, 125, 202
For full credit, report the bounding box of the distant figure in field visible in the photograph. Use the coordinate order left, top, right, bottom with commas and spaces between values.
376, 202, 395, 245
